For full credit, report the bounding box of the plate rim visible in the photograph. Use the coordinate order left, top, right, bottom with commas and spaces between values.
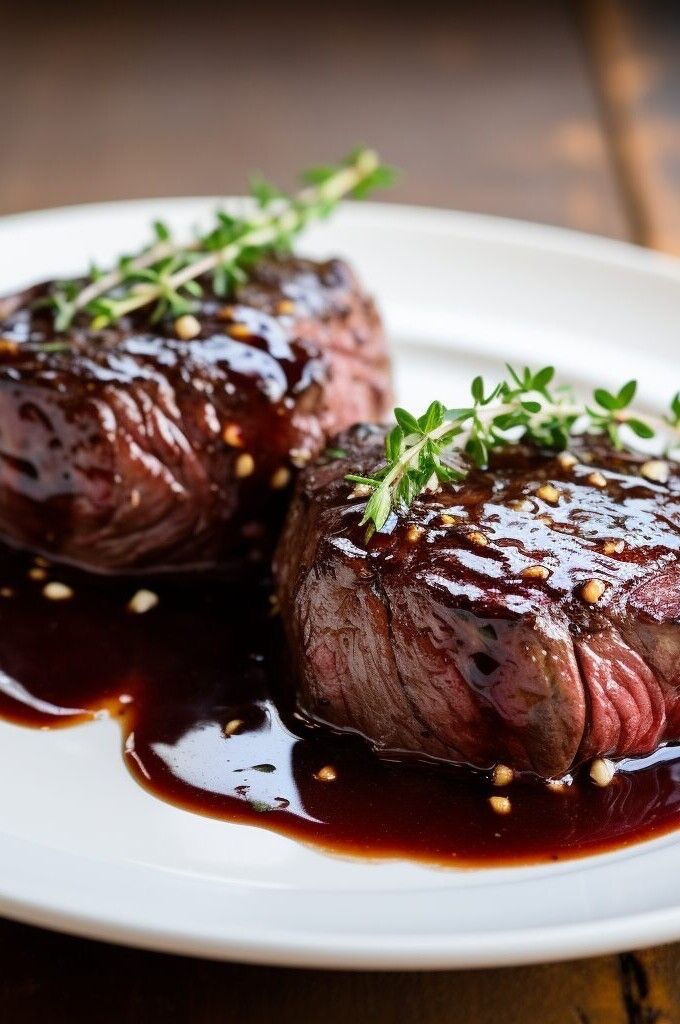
3, 192, 680, 281
0, 196, 679, 969
3, 853, 680, 970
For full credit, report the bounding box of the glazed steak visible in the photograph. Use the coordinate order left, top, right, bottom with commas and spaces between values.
0, 256, 391, 573
275, 425, 680, 778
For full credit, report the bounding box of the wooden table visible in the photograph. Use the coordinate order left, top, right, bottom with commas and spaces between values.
1, 1, 679, 1020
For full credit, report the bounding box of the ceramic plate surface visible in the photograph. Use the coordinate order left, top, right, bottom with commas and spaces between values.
0, 199, 678, 969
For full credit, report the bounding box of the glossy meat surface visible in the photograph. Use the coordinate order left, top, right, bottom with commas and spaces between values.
0, 257, 391, 572
275, 425, 680, 778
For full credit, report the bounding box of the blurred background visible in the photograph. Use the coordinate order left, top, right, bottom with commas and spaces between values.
2, 2, 680, 1022
1, 0, 679, 251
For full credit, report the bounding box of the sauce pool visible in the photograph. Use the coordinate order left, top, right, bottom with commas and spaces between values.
0, 546, 679, 867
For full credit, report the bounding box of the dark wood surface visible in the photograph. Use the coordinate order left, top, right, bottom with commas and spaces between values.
1, 1, 679, 1020
0, 916, 678, 1024
1, 0, 625, 234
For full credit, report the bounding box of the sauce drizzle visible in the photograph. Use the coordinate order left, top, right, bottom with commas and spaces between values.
0, 546, 678, 867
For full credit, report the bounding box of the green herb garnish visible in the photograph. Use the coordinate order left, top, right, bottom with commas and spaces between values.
42, 147, 395, 333
347, 366, 680, 536
248, 800, 273, 813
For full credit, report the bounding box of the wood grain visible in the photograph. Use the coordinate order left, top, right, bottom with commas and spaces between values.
0, 0, 625, 237
578, 0, 680, 252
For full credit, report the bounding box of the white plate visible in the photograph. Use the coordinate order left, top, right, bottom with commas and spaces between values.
0, 199, 678, 970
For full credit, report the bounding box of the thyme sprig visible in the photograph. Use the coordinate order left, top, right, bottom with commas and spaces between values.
347, 367, 680, 534
45, 147, 395, 332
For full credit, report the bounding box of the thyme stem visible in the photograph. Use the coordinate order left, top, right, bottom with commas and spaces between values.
73, 239, 184, 312
376, 399, 584, 502
347, 367, 680, 534
45, 147, 390, 332
101, 150, 380, 323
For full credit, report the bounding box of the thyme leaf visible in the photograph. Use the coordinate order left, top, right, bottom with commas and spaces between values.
43, 147, 395, 333
348, 367, 680, 533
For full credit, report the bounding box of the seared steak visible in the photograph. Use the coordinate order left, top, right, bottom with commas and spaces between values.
0, 257, 391, 573
275, 425, 680, 778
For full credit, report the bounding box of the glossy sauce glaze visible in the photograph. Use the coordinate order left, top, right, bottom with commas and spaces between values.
276, 428, 680, 781
0, 545, 679, 867
0, 257, 391, 574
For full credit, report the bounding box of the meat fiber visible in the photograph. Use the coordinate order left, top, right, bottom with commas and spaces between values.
0, 256, 391, 573
275, 425, 680, 778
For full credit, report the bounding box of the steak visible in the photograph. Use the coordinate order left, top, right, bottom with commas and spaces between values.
275, 424, 680, 778
0, 256, 391, 573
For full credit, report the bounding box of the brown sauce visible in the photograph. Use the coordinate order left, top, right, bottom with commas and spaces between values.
0, 545, 678, 867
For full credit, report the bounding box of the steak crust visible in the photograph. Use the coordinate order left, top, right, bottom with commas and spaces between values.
0, 256, 391, 573
275, 425, 680, 778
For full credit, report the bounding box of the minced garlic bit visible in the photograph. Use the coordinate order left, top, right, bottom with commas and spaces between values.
268, 593, 281, 616
43, 581, 74, 601
276, 299, 296, 315
223, 423, 244, 447
224, 718, 244, 736
488, 795, 511, 815
127, 589, 159, 614
439, 513, 457, 525
546, 779, 567, 792
640, 459, 669, 484
130, 488, 141, 508
536, 483, 561, 504
467, 531, 488, 547
174, 314, 201, 341
290, 448, 312, 468
270, 467, 291, 490
508, 498, 533, 512
603, 539, 625, 555
34, 556, 50, 568
0, 587, 13, 598
350, 483, 372, 499
492, 764, 514, 787
590, 757, 615, 787
227, 322, 251, 340
29, 567, 47, 581
587, 471, 607, 488
557, 452, 577, 470
406, 525, 423, 542
520, 564, 550, 580
580, 578, 607, 605
314, 765, 338, 782
235, 453, 255, 478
